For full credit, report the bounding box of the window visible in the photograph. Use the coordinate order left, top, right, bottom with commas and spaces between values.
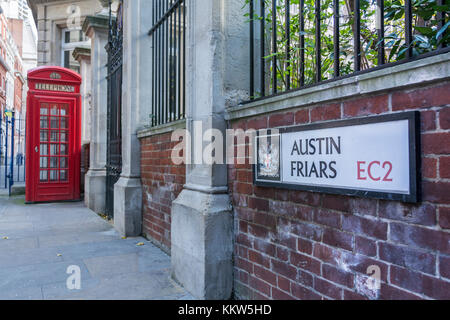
61, 28, 90, 74
64, 30, 86, 44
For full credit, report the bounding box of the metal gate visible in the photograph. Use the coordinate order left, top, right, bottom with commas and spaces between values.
105, 0, 123, 218
0, 111, 26, 196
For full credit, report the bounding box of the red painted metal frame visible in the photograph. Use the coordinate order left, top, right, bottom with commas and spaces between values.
26, 66, 82, 203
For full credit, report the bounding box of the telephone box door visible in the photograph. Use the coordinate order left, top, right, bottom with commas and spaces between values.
26, 66, 82, 203
32, 99, 77, 201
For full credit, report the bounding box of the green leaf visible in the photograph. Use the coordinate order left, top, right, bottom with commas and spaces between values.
413, 26, 434, 36
388, 40, 401, 62
436, 21, 450, 40
434, 5, 450, 12
397, 46, 410, 58
415, 9, 435, 20
414, 34, 429, 45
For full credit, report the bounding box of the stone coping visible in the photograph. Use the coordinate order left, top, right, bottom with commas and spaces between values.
72, 47, 91, 61
82, 14, 110, 34
137, 119, 186, 139
226, 51, 450, 120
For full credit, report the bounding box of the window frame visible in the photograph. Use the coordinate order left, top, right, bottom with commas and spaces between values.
60, 28, 90, 73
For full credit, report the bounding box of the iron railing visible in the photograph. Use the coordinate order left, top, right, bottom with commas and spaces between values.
105, 0, 123, 218
149, 0, 186, 127
247, 0, 449, 101
0, 112, 25, 195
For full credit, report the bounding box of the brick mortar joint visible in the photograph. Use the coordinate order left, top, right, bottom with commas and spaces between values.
235, 227, 450, 296
237, 229, 443, 269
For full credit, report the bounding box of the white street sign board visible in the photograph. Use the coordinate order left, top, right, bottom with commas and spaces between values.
255, 112, 420, 203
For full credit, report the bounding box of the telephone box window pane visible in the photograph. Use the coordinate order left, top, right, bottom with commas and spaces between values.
50, 105, 59, 115
60, 105, 68, 116
50, 157, 58, 169
40, 157, 48, 169
40, 107, 49, 115
60, 157, 68, 169
60, 144, 68, 156
50, 144, 59, 156
60, 170, 68, 182
40, 131, 48, 142
50, 131, 59, 142
51, 117, 59, 129
40, 117, 48, 129
40, 171, 48, 182
50, 171, 58, 181
60, 132, 68, 142
61, 118, 68, 129
40, 144, 48, 156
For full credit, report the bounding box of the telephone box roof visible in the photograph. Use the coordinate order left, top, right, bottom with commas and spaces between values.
28, 66, 82, 83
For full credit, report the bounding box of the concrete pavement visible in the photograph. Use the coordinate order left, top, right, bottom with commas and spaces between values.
0, 195, 193, 300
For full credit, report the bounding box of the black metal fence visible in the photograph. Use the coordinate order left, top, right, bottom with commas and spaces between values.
149, 0, 186, 127
105, 0, 123, 218
0, 112, 26, 195
247, 0, 449, 101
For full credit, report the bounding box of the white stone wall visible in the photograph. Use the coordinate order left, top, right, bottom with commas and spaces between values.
79, 57, 91, 144
35, 0, 102, 66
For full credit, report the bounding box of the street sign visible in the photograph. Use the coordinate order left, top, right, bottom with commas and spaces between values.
254, 112, 420, 203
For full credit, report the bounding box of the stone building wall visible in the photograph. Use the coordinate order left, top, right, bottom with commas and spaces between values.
82, 0, 450, 300
32, 0, 101, 67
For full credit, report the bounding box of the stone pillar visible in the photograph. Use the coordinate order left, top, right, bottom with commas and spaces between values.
73, 47, 92, 194
73, 47, 92, 146
114, 0, 153, 236
83, 15, 109, 214
36, 5, 50, 66
171, 0, 249, 300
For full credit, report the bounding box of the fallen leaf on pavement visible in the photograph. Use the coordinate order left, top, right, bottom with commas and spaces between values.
137, 242, 145, 246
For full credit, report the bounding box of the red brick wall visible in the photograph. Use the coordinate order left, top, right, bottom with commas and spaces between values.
140, 132, 185, 252
230, 81, 450, 300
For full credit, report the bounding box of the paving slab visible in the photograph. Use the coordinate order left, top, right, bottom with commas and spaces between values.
42, 272, 186, 300
0, 237, 39, 252
0, 196, 193, 300
0, 285, 43, 300
0, 260, 92, 290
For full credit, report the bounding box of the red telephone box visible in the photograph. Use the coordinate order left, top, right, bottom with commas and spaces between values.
26, 67, 82, 203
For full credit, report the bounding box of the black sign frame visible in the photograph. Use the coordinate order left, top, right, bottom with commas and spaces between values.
253, 111, 421, 203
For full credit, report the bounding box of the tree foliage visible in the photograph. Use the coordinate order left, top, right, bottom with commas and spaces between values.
245, 0, 450, 96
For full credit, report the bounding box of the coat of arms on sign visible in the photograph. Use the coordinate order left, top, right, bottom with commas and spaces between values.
256, 134, 281, 181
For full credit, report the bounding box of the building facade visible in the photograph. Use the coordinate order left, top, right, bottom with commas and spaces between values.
28, 0, 101, 71
28, 0, 104, 191
0, 4, 27, 167
82, 0, 449, 300
2, 0, 38, 73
